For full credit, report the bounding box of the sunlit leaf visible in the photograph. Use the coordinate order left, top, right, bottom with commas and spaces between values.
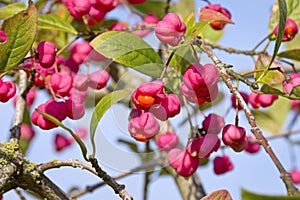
35, 109, 88, 161
0, 2, 26, 19
254, 54, 285, 85
277, 49, 300, 61
169, 45, 196, 73
199, 8, 234, 24
252, 97, 290, 136
0, 0, 37, 72
90, 89, 131, 155
199, 23, 224, 43
38, 14, 78, 34
201, 189, 232, 200
132, 0, 165, 18
269, 0, 300, 33
267, 0, 287, 68
90, 31, 164, 78
242, 189, 300, 200
174, 0, 195, 19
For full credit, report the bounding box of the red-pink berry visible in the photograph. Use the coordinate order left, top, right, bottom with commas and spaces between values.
24, 60, 55, 87
244, 135, 261, 154
37, 41, 56, 68
157, 132, 178, 151
73, 74, 89, 91
86, 6, 107, 26
90, 0, 119, 12
128, 112, 160, 142
231, 91, 249, 110
133, 13, 158, 38
273, 18, 298, 42
0, 80, 16, 103
131, 80, 165, 111
32, 100, 67, 130
109, 22, 128, 31
167, 148, 200, 177
21, 123, 35, 142
222, 124, 247, 152
213, 155, 234, 175
48, 70, 73, 97
88, 70, 110, 89
283, 73, 300, 93
150, 93, 181, 121
65, 94, 85, 120
69, 41, 93, 65
187, 134, 220, 158
202, 113, 225, 134
64, 0, 91, 19
0, 30, 7, 43
155, 13, 186, 46
55, 133, 72, 151
127, 0, 146, 4
181, 63, 219, 105
290, 169, 300, 184
204, 4, 231, 30
249, 92, 278, 109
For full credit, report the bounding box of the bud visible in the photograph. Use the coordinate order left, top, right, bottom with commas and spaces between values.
167, 148, 200, 177
128, 112, 160, 142
157, 132, 178, 151
273, 18, 298, 42
155, 13, 186, 46
202, 113, 225, 134
213, 155, 234, 175
222, 124, 247, 152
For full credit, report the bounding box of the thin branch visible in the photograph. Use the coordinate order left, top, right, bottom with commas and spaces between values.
204, 40, 262, 56
88, 155, 133, 200
37, 159, 97, 176
70, 158, 161, 199
199, 41, 300, 196
10, 70, 27, 141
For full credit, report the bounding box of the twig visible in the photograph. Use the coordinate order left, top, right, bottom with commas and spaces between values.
10, 70, 27, 141
88, 155, 133, 200
37, 159, 97, 176
199, 41, 300, 196
204, 40, 262, 56
70, 158, 161, 198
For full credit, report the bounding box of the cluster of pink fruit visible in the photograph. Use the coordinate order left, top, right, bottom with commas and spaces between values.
128, 80, 181, 142
27, 40, 109, 130
59, 0, 146, 26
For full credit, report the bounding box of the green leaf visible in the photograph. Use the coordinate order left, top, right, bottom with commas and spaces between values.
169, 45, 196, 73
0, 2, 26, 19
291, 85, 300, 97
90, 31, 164, 78
242, 189, 300, 200
0, 1, 37, 72
174, 0, 195, 19
132, 0, 165, 18
269, 0, 300, 33
277, 49, 300, 61
35, 109, 88, 161
252, 97, 290, 136
267, 0, 287, 68
254, 54, 285, 85
38, 14, 78, 34
199, 23, 224, 43
90, 89, 131, 155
